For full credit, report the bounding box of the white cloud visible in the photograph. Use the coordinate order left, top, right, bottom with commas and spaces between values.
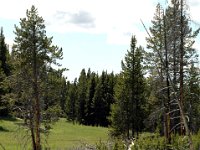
0, 0, 199, 47
0, 0, 157, 45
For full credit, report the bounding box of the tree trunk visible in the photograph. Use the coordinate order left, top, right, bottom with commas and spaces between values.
180, 0, 184, 136
30, 110, 36, 150
164, 14, 171, 144
33, 32, 41, 150
141, 17, 194, 150
131, 46, 135, 139
34, 59, 41, 150
180, 0, 193, 149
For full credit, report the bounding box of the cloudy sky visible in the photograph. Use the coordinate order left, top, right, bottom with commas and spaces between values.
0, 0, 200, 81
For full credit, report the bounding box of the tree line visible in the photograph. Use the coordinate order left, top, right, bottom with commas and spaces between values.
0, 0, 200, 149
65, 69, 115, 127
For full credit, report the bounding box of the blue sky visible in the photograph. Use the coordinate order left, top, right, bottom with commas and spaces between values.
0, 0, 200, 81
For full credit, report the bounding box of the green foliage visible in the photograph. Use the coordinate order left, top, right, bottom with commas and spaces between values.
0, 27, 12, 116
132, 133, 166, 150
185, 64, 200, 133
10, 5, 64, 149
0, 27, 11, 77
109, 74, 129, 137
11, 4, 63, 118
130, 133, 199, 150
0, 118, 109, 149
95, 139, 125, 150
42, 68, 66, 122
66, 69, 115, 127
66, 79, 77, 123
145, 0, 200, 141
85, 72, 96, 125
110, 36, 146, 138
3, 119, 199, 150
193, 131, 200, 149
76, 69, 87, 124
93, 71, 111, 126
0, 1, 200, 150
96, 140, 109, 150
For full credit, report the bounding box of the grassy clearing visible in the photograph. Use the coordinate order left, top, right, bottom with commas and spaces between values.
0, 117, 23, 150
0, 118, 109, 150
47, 119, 109, 149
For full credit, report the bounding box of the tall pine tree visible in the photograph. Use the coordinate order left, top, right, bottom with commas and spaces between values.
12, 6, 63, 150
110, 36, 146, 138
76, 69, 87, 124
0, 27, 11, 116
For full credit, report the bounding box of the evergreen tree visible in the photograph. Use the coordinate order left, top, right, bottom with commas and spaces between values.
105, 72, 115, 125
110, 36, 146, 138
42, 68, 66, 124
122, 36, 146, 138
92, 71, 108, 126
185, 64, 200, 133
65, 69, 115, 126
12, 6, 63, 150
66, 79, 77, 123
91, 71, 115, 126
59, 75, 67, 116
146, 0, 199, 147
0, 27, 11, 76
110, 74, 130, 137
146, 4, 172, 142
76, 69, 87, 124
0, 27, 11, 116
85, 72, 96, 125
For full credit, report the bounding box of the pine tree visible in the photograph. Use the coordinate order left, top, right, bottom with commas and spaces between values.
122, 36, 146, 138
146, 4, 172, 141
12, 6, 63, 150
0, 27, 11, 116
42, 68, 66, 123
66, 79, 77, 123
59, 75, 67, 116
110, 73, 130, 137
92, 71, 108, 126
76, 69, 87, 124
146, 0, 199, 148
66, 69, 115, 126
85, 72, 96, 125
185, 64, 200, 133
110, 36, 146, 138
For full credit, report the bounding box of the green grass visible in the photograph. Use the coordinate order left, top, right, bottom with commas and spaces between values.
0, 118, 109, 149
47, 119, 109, 149
0, 117, 23, 150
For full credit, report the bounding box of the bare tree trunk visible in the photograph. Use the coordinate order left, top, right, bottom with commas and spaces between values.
180, 0, 193, 149
141, 17, 194, 150
164, 14, 171, 144
180, 0, 184, 136
32, 29, 41, 150
172, 3, 178, 135
33, 49, 41, 150
131, 46, 135, 139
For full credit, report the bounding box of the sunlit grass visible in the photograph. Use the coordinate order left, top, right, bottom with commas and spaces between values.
0, 117, 109, 149
47, 118, 109, 149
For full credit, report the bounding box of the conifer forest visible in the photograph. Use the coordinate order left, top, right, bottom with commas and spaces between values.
0, 0, 200, 149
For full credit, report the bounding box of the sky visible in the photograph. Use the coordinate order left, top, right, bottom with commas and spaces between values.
0, 0, 200, 81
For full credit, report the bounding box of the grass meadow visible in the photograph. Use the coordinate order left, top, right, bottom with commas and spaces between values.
0, 117, 109, 149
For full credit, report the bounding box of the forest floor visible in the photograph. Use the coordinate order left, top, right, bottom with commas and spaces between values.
0, 117, 109, 149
